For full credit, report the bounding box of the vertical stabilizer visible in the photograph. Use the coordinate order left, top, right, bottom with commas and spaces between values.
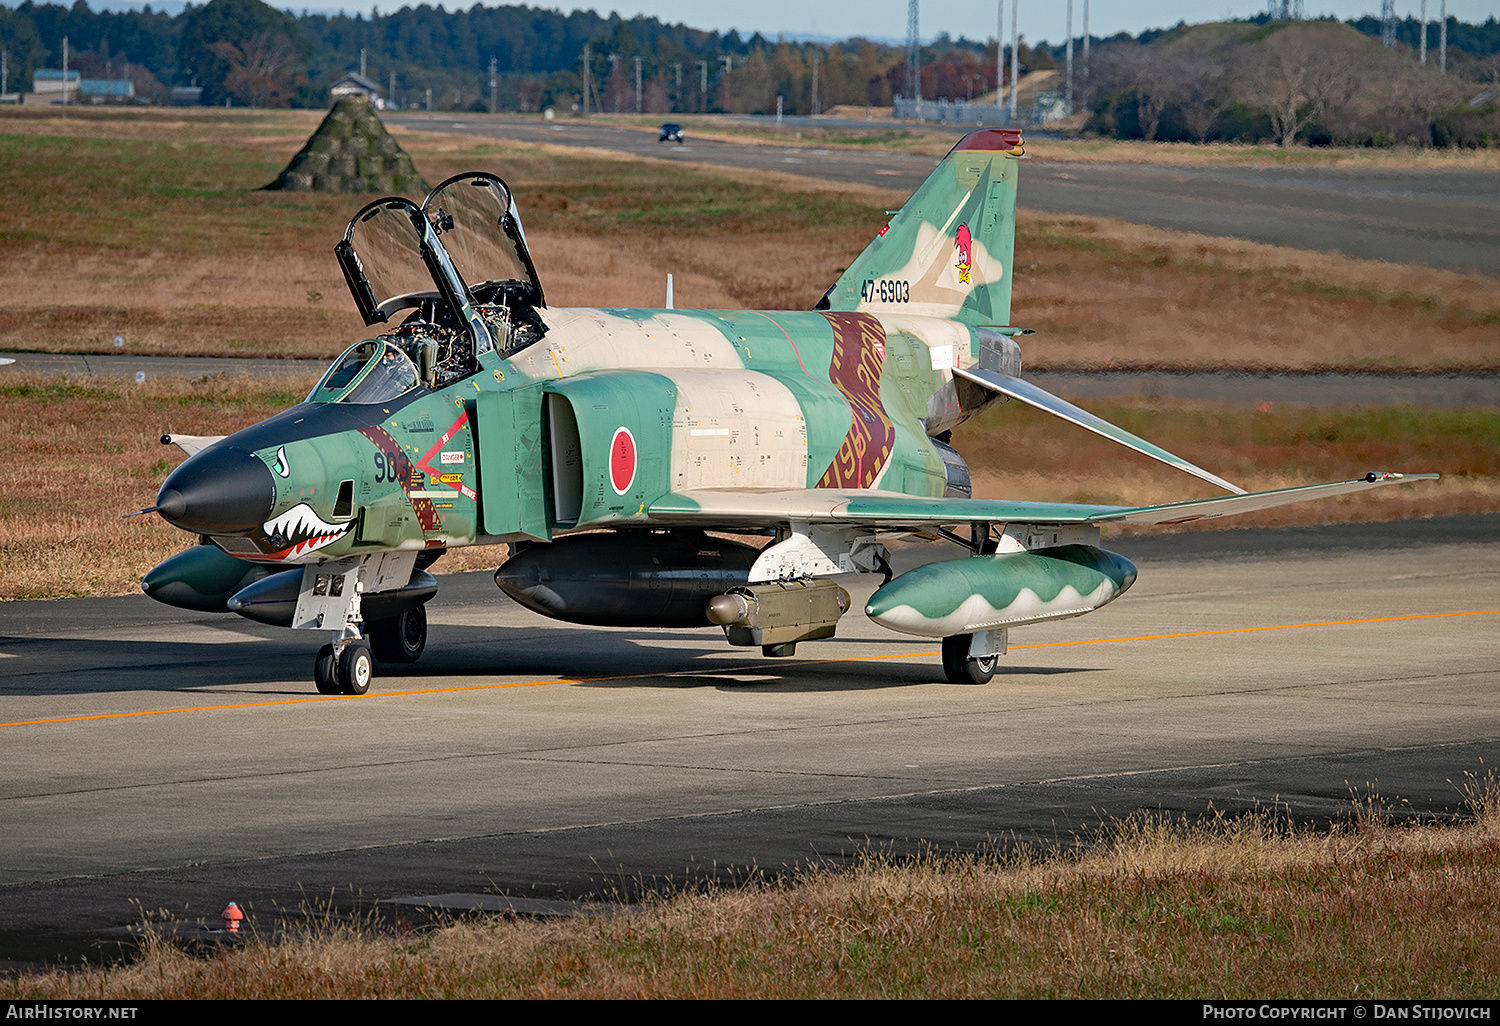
819, 128, 1023, 327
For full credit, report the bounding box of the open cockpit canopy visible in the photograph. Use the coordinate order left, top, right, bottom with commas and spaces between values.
425, 173, 544, 308
337, 172, 543, 327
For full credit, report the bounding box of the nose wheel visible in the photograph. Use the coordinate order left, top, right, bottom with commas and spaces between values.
314, 639, 374, 695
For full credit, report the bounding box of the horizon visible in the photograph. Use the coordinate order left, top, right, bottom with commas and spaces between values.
23, 0, 1500, 50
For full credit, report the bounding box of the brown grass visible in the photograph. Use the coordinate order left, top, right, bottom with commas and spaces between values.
7, 774, 1499, 998
956, 399, 1499, 533
3, 107, 1496, 370
0, 374, 314, 600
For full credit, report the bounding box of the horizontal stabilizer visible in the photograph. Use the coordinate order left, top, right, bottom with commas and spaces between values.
953, 366, 1245, 495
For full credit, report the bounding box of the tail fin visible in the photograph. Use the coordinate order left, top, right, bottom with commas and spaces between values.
818, 128, 1023, 327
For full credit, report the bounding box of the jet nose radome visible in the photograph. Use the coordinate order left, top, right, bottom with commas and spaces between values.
156, 446, 276, 535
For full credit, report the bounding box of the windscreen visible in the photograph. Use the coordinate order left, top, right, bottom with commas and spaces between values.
423, 175, 534, 295
346, 199, 435, 314
308, 340, 421, 405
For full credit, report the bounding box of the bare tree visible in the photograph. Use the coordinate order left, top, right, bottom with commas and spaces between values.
212, 33, 300, 108
1173, 45, 1238, 143
1089, 41, 1177, 141
1250, 25, 1360, 147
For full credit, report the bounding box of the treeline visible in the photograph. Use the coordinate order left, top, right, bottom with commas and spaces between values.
0, 0, 1038, 112
1084, 20, 1500, 147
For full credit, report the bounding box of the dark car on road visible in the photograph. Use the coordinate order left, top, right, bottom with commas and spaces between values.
658, 122, 684, 144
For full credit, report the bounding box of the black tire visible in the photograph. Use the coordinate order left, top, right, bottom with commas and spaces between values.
942, 634, 997, 685
314, 644, 340, 694
339, 641, 373, 696
368, 605, 428, 664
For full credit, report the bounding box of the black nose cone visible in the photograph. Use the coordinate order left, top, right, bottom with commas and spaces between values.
156, 446, 275, 535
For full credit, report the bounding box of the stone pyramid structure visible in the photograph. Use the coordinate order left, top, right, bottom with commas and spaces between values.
265, 96, 427, 194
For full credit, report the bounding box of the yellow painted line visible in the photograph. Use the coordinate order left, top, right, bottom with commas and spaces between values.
4, 609, 1494, 730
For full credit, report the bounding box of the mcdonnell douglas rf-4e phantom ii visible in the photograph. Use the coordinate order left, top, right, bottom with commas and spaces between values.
135, 128, 1435, 695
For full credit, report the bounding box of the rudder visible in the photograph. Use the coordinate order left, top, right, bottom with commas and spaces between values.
818, 128, 1023, 327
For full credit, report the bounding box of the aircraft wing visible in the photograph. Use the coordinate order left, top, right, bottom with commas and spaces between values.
648, 473, 1438, 531
953, 366, 1246, 495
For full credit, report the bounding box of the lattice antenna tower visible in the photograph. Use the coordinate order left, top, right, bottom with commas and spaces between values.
1381, 0, 1398, 46
905, 0, 920, 100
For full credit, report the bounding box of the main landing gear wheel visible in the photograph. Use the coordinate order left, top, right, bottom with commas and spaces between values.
942, 633, 998, 685
314, 644, 340, 695
368, 605, 427, 664
339, 640, 373, 696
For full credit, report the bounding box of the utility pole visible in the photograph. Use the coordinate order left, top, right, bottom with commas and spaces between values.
634, 55, 641, 112
1420, 0, 1428, 65
1082, 0, 1090, 109
811, 51, 819, 116
1065, 0, 1073, 115
489, 56, 497, 113
699, 59, 707, 112
674, 62, 682, 110
360, 47, 367, 79
61, 35, 68, 111
1380, 0, 1397, 47
1440, 0, 1447, 72
389, 69, 395, 109
1009, 0, 1018, 120
905, 0, 920, 106
582, 43, 591, 114
996, 0, 1004, 113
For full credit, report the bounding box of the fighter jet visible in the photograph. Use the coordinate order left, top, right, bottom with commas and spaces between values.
135, 128, 1434, 695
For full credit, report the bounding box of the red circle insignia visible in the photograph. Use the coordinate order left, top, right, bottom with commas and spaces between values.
609, 427, 637, 494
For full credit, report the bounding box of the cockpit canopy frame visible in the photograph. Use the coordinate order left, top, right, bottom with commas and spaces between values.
335, 172, 545, 329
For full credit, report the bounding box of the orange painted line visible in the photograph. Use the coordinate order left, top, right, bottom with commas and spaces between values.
4, 609, 1493, 729
1006, 608, 1500, 651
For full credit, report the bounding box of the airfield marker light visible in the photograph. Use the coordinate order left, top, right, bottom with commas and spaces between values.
221, 902, 244, 933
114, 336, 123, 348
135, 371, 145, 384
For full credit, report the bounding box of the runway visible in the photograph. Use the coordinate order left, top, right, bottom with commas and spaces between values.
2, 516, 1497, 966
383, 114, 1500, 274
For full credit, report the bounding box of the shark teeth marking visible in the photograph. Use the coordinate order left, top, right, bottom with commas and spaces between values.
262, 503, 350, 559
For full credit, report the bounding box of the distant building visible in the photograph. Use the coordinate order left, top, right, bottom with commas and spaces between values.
168, 86, 203, 106
79, 79, 135, 104
24, 68, 78, 105
329, 72, 383, 109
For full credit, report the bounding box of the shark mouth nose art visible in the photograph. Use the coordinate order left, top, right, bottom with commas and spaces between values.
261, 503, 352, 559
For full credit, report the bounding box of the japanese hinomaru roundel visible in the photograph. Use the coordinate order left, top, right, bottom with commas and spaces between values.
134, 128, 1436, 694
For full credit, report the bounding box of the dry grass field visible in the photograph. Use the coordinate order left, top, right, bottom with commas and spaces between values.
2, 106, 1497, 371
6, 779, 1499, 998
